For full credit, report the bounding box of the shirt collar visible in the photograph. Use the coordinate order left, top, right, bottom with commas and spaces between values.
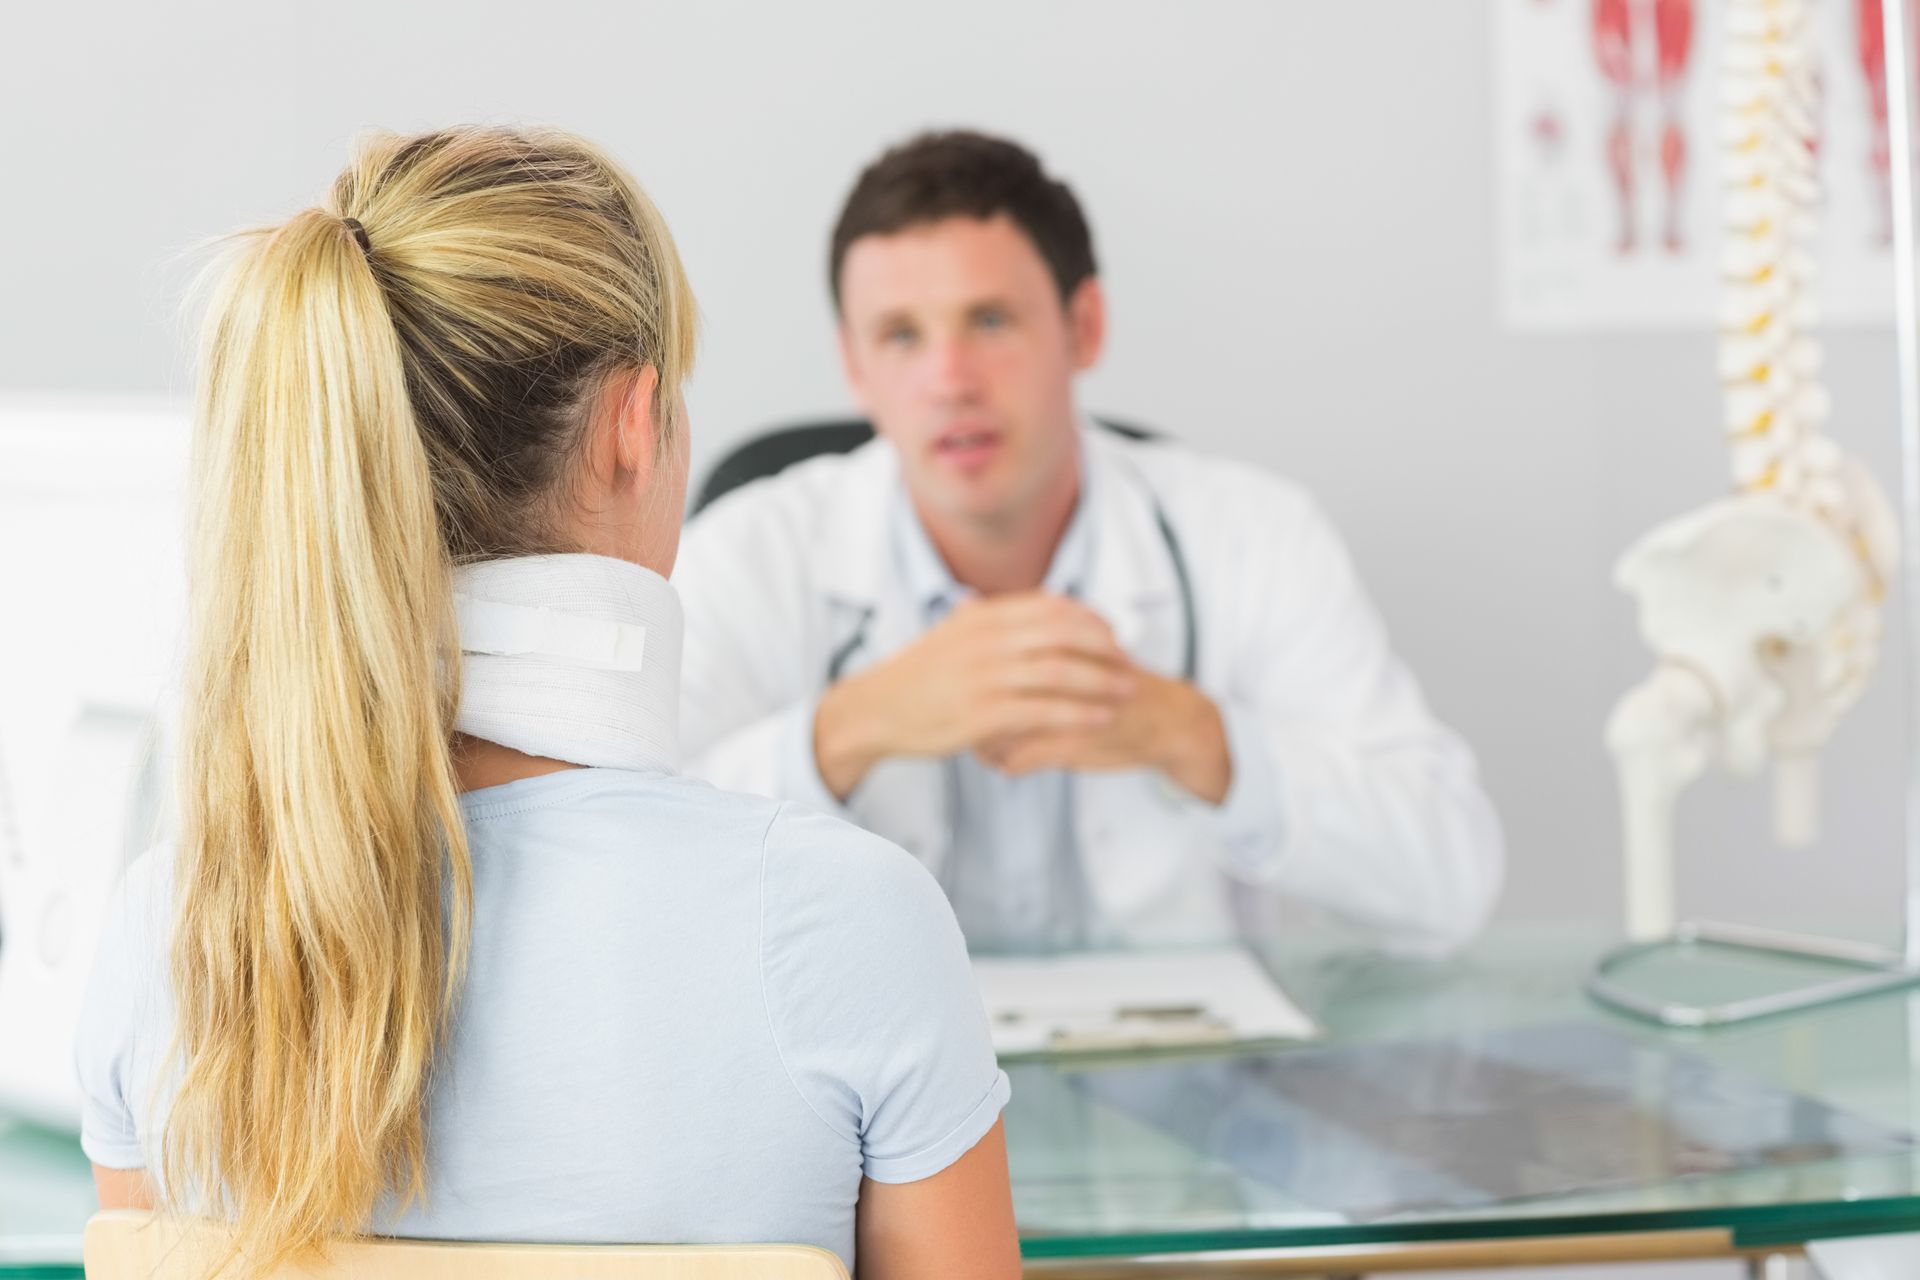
890, 437, 1097, 620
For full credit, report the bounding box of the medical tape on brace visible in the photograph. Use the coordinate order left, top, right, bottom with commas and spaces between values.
455, 595, 648, 673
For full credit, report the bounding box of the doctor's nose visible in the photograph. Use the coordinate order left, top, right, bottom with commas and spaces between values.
924, 335, 986, 404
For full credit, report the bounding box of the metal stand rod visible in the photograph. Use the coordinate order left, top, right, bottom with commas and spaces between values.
1887, 0, 1920, 975
1589, 920, 1920, 1028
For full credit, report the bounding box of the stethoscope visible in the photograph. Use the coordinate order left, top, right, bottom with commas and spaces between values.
826, 492, 1197, 684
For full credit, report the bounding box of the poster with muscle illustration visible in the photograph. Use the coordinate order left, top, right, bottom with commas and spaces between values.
1499, 0, 1912, 328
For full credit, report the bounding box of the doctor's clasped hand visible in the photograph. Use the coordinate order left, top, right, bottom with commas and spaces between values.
815, 590, 1231, 803
813, 591, 1125, 797
972, 660, 1231, 804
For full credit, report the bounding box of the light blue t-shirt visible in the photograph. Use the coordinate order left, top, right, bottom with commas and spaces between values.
74, 767, 1010, 1270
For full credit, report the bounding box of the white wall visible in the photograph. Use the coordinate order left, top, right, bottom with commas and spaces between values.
2, 0, 1911, 938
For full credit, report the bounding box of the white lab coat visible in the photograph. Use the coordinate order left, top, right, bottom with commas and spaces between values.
674, 425, 1504, 953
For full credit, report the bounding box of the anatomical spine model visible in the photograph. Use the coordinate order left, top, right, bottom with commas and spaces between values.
1609, 0, 1899, 941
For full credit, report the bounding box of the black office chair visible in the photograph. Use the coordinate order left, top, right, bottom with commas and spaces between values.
692, 416, 1161, 516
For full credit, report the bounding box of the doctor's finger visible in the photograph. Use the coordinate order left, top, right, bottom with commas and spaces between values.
976, 692, 1117, 741
993, 733, 1120, 776
991, 741, 1067, 776
996, 613, 1127, 664
980, 591, 1116, 634
994, 653, 1135, 700
972, 736, 1015, 769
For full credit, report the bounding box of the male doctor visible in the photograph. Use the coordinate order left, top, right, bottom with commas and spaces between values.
675, 131, 1504, 953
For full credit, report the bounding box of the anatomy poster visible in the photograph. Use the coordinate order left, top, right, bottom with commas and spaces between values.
1499, 0, 1912, 328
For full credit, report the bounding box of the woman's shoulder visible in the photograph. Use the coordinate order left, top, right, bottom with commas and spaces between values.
761, 804, 951, 923
756, 803, 972, 1007
110, 841, 179, 942
461, 767, 787, 843
753, 804, 1003, 1175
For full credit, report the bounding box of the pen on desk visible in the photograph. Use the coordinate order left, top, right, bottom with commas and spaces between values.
996, 1004, 1212, 1023
1114, 1004, 1208, 1020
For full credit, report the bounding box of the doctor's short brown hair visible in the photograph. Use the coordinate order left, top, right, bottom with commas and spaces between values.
829, 130, 1099, 310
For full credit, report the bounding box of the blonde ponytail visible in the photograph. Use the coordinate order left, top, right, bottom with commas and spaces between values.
166, 205, 469, 1271
163, 127, 697, 1273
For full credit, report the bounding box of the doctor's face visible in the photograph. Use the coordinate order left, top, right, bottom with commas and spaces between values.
836, 215, 1103, 528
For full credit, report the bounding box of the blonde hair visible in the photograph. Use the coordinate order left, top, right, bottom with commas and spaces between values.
163, 126, 696, 1273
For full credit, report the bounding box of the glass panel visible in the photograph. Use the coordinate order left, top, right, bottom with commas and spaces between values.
1064, 1025, 1913, 1219
10, 929, 1920, 1273
0, 1115, 92, 1276
1005, 929, 1920, 1257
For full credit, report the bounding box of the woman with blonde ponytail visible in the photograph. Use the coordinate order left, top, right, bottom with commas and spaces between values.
74, 126, 1019, 1280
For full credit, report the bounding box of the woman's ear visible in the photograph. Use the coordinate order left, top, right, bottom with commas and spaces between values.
611, 365, 663, 480
572, 365, 662, 551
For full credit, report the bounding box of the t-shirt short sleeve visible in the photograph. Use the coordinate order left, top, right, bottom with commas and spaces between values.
73, 846, 173, 1171
759, 806, 1009, 1184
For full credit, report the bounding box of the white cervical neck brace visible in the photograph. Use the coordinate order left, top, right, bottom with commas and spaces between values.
453, 554, 681, 773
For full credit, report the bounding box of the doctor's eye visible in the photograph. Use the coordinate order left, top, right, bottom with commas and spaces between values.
880, 323, 919, 349
972, 306, 1011, 331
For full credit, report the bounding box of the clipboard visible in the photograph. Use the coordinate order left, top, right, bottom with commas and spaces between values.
972, 946, 1321, 1059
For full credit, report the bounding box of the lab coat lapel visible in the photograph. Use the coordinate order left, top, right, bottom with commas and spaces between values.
1079, 427, 1187, 677
1073, 428, 1203, 940
808, 437, 953, 877
814, 427, 1187, 674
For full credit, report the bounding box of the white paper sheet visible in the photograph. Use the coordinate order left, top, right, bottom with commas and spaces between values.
972, 946, 1320, 1058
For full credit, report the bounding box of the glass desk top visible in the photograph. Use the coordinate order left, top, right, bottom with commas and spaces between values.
8, 925, 1920, 1275
1004, 927, 1920, 1265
